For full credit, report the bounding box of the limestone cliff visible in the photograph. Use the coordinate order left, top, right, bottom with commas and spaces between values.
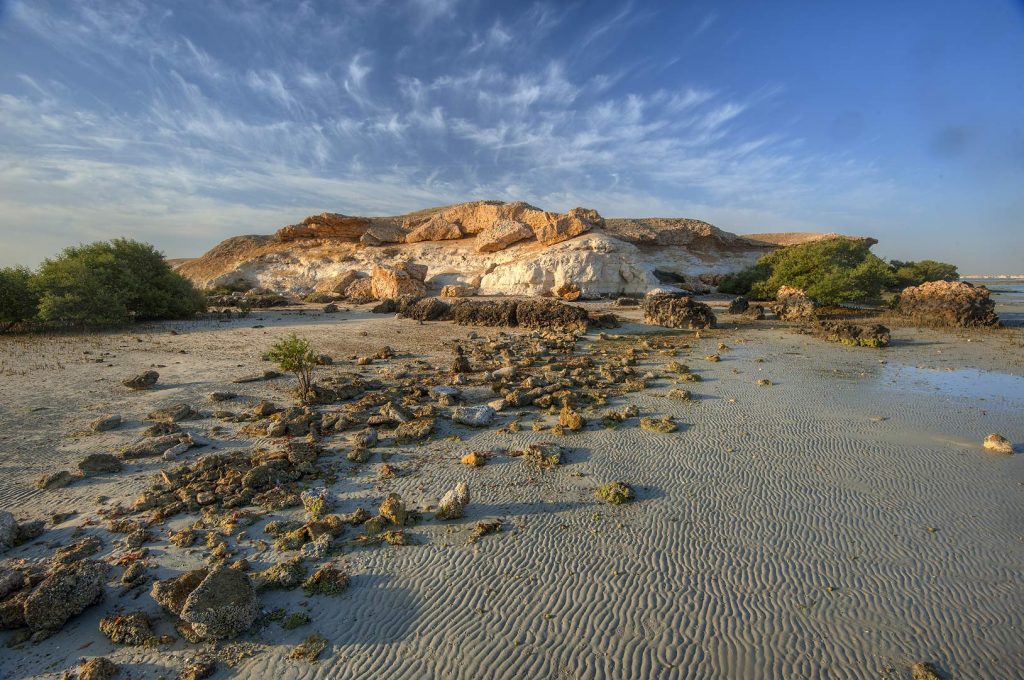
177, 200, 857, 300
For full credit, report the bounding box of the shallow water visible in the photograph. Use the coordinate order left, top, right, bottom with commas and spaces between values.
968, 277, 1024, 326
880, 362, 1024, 405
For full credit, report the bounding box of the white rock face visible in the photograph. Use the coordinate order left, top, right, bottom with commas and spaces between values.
478, 234, 656, 297
195, 230, 767, 299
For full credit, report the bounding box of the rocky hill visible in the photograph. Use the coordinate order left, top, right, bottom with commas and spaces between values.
177, 200, 863, 300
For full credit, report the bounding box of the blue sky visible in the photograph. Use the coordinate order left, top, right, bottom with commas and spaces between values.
1, 0, 1022, 274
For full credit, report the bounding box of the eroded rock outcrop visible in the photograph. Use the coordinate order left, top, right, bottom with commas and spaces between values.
642, 291, 716, 329
179, 200, 860, 300
771, 286, 817, 322
896, 280, 999, 328
277, 213, 369, 241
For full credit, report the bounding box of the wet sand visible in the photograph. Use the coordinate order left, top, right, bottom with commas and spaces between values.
0, 303, 1022, 679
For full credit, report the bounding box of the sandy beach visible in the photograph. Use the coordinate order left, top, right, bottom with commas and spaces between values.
0, 293, 1021, 680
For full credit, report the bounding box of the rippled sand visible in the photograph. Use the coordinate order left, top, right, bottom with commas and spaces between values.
0, 304, 1021, 679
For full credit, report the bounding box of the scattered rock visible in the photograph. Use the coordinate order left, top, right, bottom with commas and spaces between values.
179, 566, 259, 640
123, 371, 159, 390
436, 482, 470, 520
558, 404, 585, 431
642, 291, 716, 329
983, 433, 1013, 454
302, 566, 349, 596
99, 611, 154, 645
910, 662, 943, 680
23, 560, 107, 633
147, 403, 197, 423
640, 416, 678, 433
519, 442, 562, 468
322, 303, 339, 314
252, 557, 306, 591
379, 493, 407, 526
461, 452, 486, 467
36, 470, 75, 490
452, 405, 496, 428
90, 414, 122, 432
819, 321, 890, 348
209, 391, 237, 402
0, 512, 17, 551
77, 657, 119, 680
290, 632, 329, 662
897, 280, 999, 328
177, 656, 217, 680
394, 418, 434, 442
121, 433, 193, 460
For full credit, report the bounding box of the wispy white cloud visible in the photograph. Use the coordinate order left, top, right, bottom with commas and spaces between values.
0, 0, 900, 266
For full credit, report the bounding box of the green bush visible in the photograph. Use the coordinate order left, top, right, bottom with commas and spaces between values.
889, 259, 959, 287
0, 266, 40, 330
718, 262, 771, 296
32, 239, 205, 325
266, 333, 318, 403
720, 239, 895, 305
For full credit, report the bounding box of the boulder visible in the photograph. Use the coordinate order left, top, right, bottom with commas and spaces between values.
531, 207, 603, 246
475, 220, 534, 253
726, 296, 749, 314
78, 453, 123, 475
99, 610, 154, 645
0, 511, 16, 551
983, 433, 1013, 454
360, 223, 406, 246
90, 414, 122, 432
436, 482, 470, 520
277, 213, 369, 241
405, 216, 464, 243
122, 371, 158, 390
642, 291, 717, 330
23, 560, 108, 633
77, 657, 119, 680
553, 283, 582, 301
451, 405, 496, 428
36, 470, 75, 490
370, 263, 427, 300
179, 566, 259, 640
771, 286, 817, 322
744, 304, 766, 320
152, 569, 208, 617
344, 277, 375, 303
896, 280, 999, 328
147, 403, 196, 422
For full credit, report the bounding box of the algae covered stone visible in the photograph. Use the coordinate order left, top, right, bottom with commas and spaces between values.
595, 481, 635, 505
